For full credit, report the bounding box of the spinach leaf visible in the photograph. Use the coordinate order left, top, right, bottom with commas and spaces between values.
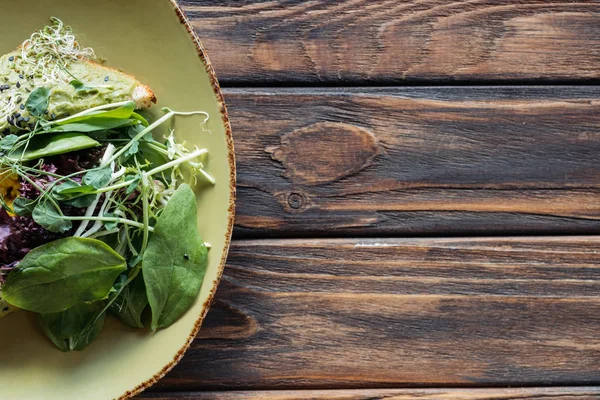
52, 181, 97, 208
143, 184, 208, 330
110, 273, 148, 328
83, 166, 112, 189
2, 237, 126, 313
49, 118, 141, 133
26, 87, 50, 117
8, 132, 100, 162
11, 197, 36, 216
0, 134, 18, 151
39, 301, 106, 352
32, 201, 72, 233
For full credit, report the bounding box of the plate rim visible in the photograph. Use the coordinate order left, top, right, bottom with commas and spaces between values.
118, 1, 236, 399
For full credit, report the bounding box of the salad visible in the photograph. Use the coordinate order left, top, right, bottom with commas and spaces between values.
0, 18, 213, 351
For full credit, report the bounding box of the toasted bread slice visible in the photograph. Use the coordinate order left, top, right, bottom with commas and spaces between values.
0, 19, 157, 132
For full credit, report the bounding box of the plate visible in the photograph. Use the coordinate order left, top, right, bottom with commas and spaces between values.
0, 1, 235, 399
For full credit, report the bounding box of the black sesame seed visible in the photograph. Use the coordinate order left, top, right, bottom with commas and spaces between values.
19, 104, 25, 110
8, 56, 14, 61
104, 76, 109, 82
17, 117, 24, 123
2, 307, 8, 312
51, 113, 56, 119
14, 113, 20, 118
24, 117, 30, 122
16, 81, 20, 88
183, 254, 190, 260
18, 74, 23, 79
15, 97, 21, 104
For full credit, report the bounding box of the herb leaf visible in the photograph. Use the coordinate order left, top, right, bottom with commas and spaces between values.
69, 79, 98, 94
143, 184, 208, 330
39, 301, 106, 352
11, 197, 36, 216
32, 201, 72, 233
83, 166, 112, 189
26, 86, 51, 117
2, 237, 127, 313
0, 134, 18, 151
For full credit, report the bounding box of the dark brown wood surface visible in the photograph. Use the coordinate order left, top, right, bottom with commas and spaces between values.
227, 87, 600, 237
140, 0, 600, 398
149, 237, 600, 390
180, 0, 600, 84
139, 387, 600, 399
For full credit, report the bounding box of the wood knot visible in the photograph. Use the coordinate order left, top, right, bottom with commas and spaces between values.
287, 193, 305, 209
266, 122, 381, 186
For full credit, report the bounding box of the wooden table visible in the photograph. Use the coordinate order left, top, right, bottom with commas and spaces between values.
139, 1, 600, 399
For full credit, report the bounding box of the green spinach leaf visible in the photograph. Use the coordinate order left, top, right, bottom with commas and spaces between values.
143, 184, 208, 330
2, 237, 126, 313
8, 132, 100, 162
39, 301, 106, 352
26, 87, 50, 117
52, 181, 97, 208
110, 274, 148, 328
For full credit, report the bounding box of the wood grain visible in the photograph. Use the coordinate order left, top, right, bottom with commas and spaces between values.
150, 237, 600, 390
225, 86, 600, 237
139, 387, 600, 399
181, 0, 600, 84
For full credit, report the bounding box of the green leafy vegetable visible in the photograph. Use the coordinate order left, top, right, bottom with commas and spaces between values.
8, 132, 100, 162
110, 274, 148, 328
2, 237, 126, 313
25, 86, 50, 117
52, 181, 97, 208
83, 166, 112, 189
69, 79, 98, 94
143, 184, 208, 330
32, 201, 72, 233
39, 301, 106, 352
0, 134, 18, 151
11, 197, 36, 216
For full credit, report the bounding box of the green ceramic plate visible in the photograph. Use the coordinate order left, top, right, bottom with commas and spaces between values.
0, 1, 235, 399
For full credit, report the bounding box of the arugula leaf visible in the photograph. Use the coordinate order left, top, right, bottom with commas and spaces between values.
143, 184, 208, 330
11, 197, 36, 216
8, 132, 100, 162
32, 201, 72, 233
110, 274, 148, 328
26, 87, 50, 117
83, 166, 112, 189
39, 301, 106, 352
0, 134, 18, 151
2, 237, 126, 313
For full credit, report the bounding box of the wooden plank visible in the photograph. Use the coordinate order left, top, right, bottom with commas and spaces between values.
152, 237, 600, 390
139, 387, 600, 399
225, 86, 600, 237
181, 1, 600, 84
